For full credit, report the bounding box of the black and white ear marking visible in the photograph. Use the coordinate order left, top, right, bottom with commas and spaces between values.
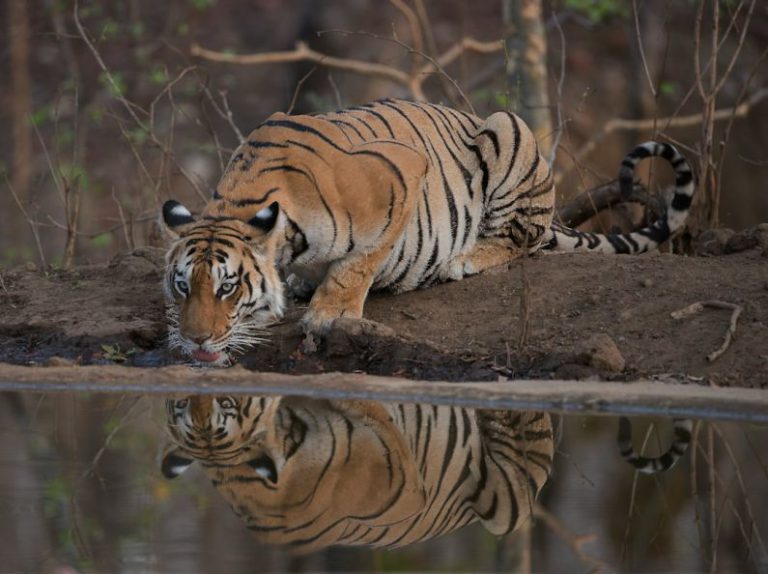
247, 454, 278, 483
162, 200, 195, 229
161, 448, 194, 479
247, 202, 279, 233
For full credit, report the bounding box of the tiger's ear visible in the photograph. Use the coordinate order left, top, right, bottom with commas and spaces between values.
161, 447, 194, 479
161, 200, 196, 239
247, 202, 279, 234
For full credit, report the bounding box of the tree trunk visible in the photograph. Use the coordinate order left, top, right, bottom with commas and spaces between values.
503, 0, 552, 157
10, 0, 32, 199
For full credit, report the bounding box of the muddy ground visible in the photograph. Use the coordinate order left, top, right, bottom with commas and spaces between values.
0, 228, 766, 389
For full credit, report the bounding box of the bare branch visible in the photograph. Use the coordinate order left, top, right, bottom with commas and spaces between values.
287, 66, 318, 115
632, 0, 657, 98
328, 73, 343, 110
4, 174, 46, 267
191, 35, 503, 109
388, 0, 424, 74
549, 12, 567, 166
74, 4, 207, 201
556, 180, 662, 229
191, 40, 411, 86
554, 88, 768, 186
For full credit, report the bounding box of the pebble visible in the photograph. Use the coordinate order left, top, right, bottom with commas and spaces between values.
618, 310, 633, 322
577, 333, 626, 373
43, 356, 76, 367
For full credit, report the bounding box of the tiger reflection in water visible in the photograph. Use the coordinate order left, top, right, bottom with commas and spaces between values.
161, 395, 554, 552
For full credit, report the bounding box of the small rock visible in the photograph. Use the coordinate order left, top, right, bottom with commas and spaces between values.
753, 223, 768, 254
694, 228, 735, 256
725, 230, 759, 253
25, 262, 38, 272
576, 333, 626, 373
44, 356, 76, 367
618, 310, 633, 322
641, 278, 654, 288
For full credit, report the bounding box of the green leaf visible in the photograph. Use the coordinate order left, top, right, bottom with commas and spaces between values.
189, 0, 215, 11
130, 22, 145, 38
659, 81, 677, 97
150, 67, 169, 86
92, 233, 113, 248
89, 105, 105, 125
565, 0, 628, 23
100, 19, 119, 41
99, 71, 127, 99
29, 105, 53, 127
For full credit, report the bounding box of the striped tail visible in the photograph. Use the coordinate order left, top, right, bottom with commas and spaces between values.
543, 141, 696, 254
617, 417, 693, 474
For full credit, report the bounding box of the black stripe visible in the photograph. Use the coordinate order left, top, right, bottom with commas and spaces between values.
259, 164, 338, 250
488, 114, 522, 199
356, 104, 396, 138
228, 187, 279, 207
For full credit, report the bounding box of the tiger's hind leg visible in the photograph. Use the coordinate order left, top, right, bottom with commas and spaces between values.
440, 237, 525, 281
443, 112, 555, 281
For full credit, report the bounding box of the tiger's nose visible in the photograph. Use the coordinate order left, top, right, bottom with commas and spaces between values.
187, 332, 212, 345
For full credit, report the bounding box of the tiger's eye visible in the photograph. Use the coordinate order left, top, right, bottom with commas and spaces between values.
217, 282, 237, 298
175, 280, 189, 295
218, 398, 234, 409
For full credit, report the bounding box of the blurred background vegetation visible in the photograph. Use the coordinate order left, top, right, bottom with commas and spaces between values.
1, 0, 767, 269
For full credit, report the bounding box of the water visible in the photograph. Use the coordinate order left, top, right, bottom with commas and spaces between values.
0, 391, 766, 573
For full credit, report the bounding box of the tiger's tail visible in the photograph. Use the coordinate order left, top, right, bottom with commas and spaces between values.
617, 417, 693, 474
543, 141, 696, 254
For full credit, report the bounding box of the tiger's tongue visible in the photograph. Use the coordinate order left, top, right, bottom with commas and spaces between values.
192, 349, 222, 363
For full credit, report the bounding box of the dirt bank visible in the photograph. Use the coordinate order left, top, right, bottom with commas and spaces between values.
0, 236, 766, 388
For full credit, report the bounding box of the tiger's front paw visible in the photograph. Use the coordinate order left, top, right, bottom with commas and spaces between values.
299, 305, 357, 353
301, 307, 346, 336
300, 315, 396, 354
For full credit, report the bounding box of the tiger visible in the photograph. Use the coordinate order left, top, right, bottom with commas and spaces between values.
161, 395, 554, 552
161, 98, 695, 363
618, 416, 693, 474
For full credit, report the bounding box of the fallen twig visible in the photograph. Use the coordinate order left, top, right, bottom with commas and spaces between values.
671, 301, 743, 362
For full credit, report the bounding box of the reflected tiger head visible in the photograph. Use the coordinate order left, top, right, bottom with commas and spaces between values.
161, 202, 285, 365
161, 395, 427, 550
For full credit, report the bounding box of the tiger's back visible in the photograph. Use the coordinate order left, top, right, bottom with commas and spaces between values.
210, 99, 551, 294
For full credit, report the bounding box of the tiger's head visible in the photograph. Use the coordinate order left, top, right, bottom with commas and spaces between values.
161, 201, 285, 365
161, 395, 426, 551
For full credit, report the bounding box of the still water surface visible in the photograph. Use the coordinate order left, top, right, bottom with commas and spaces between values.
0, 391, 766, 573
